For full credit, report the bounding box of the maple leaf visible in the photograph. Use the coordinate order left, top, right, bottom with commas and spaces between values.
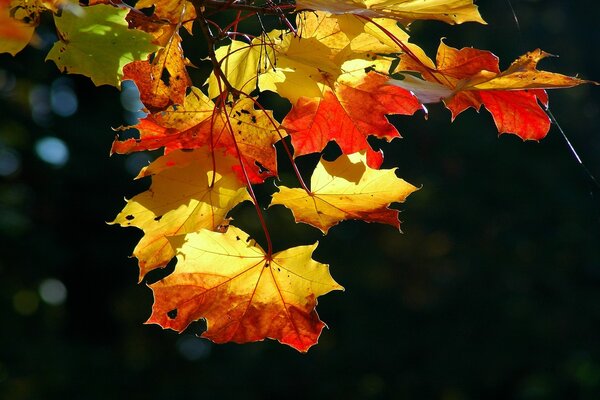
123, 30, 191, 112
461, 49, 597, 91
0, 0, 36, 55
46, 4, 159, 87
295, 0, 486, 25
207, 14, 423, 163
271, 152, 417, 233
393, 42, 594, 140
135, 0, 196, 36
112, 88, 283, 183
3, 0, 591, 355
111, 148, 251, 280
205, 27, 349, 102
147, 226, 343, 352
207, 12, 408, 102
282, 71, 422, 163
262, 13, 410, 103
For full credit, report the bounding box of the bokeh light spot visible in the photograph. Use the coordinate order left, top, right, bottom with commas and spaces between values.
0, 147, 21, 176
51, 78, 78, 117
0, 69, 16, 94
39, 278, 68, 306
29, 85, 52, 126
176, 335, 211, 361
35, 136, 69, 167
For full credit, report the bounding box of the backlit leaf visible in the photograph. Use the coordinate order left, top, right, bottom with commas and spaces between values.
272, 152, 417, 233
135, 0, 195, 34
46, 4, 159, 87
111, 148, 250, 280
393, 42, 593, 140
123, 30, 191, 112
112, 88, 283, 183
147, 226, 343, 352
0, 0, 36, 55
207, 12, 407, 103
282, 71, 423, 162
296, 0, 486, 25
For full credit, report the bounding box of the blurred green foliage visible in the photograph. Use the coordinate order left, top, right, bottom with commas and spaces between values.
1, 1, 599, 399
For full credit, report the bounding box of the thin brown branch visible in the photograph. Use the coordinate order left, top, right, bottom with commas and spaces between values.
194, 2, 240, 100
204, 0, 296, 15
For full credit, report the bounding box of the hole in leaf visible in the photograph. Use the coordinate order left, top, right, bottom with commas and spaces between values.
160, 68, 171, 85
255, 161, 269, 174
183, 319, 207, 336
167, 309, 178, 319
139, 5, 155, 16
143, 256, 177, 284
321, 141, 342, 161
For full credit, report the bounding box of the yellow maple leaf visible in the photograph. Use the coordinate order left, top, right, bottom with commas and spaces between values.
271, 152, 418, 233
460, 49, 596, 91
296, 0, 486, 25
147, 226, 343, 352
262, 13, 405, 102
111, 148, 251, 280
206, 39, 273, 99
207, 12, 408, 103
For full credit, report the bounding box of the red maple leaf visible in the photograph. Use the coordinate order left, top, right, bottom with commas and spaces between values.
395, 42, 590, 140
282, 72, 423, 166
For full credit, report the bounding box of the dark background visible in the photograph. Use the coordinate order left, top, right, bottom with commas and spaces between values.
1, 0, 599, 398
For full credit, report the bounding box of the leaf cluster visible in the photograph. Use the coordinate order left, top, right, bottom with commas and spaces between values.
1, 0, 594, 351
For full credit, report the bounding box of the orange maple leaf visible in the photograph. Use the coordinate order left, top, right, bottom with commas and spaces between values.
0, 0, 37, 55
147, 226, 343, 352
112, 88, 282, 183
282, 72, 423, 166
394, 42, 593, 140
123, 30, 191, 112
135, 0, 196, 35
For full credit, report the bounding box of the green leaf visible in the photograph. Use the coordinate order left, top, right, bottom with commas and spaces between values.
46, 4, 159, 87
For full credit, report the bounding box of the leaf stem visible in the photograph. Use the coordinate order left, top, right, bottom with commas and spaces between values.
358, 15, 449, 87
221, 100, 274, 257
196, 4, 240, 98
247, 97, 311, 194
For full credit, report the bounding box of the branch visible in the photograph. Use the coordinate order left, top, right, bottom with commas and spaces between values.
194, 2, 240, 99
203, 0, 296, 15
